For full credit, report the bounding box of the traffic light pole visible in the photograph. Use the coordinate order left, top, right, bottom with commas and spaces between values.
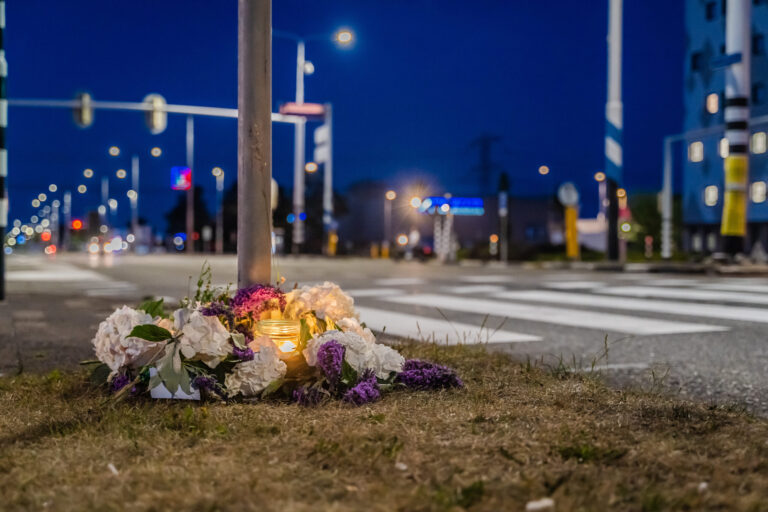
237, 0, 272, 287
0, 0, 7, 301
186, 115, 195, 253
604, 0, 622, 262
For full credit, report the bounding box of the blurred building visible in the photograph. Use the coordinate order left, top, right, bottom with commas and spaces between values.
682, 0, 768, 253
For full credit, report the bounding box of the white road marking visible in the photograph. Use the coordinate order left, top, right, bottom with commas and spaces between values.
698, 283, 768, 294
441, 284, 507, 294
356, 306, 540, 344
644, 278, 702, 287
596, 285, 768, 305
374, 277, 425, 286
347, 288, 404, 298
495, 290, 768, 324
7, 265, 107, 281
458, 275, 515, 283
383, 294, 726, 335
544, 281, 604, 290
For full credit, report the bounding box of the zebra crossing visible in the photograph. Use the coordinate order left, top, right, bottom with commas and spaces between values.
347, 275, 768, 344
6, 259, 139, 297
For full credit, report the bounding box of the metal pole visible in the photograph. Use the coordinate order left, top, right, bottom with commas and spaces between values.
605, 0, 623, 261
216, 172, 224, 254
323, 103, 334, 253
384, 197, 391, 251
101, 176, 109, 231
0, 0, 7, 300
292, 40, 306, 253
131, 155, 139, 248
51, 201, 59, 248
661, 136, 673, 259
237, 0, 272, 287
186, 115, 195, 253
63, 191, 71, 251
721, 0, 752, 255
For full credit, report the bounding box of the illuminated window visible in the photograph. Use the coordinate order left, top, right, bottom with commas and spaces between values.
689, 141, 704, 162
719, 137, 729, 158
706, 93, 719, 114
704, 185, 719, 206
753, 132, 767, 154
752, 181, 767, 203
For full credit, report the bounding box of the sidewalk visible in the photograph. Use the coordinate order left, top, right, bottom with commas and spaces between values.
0, 292, 132, 376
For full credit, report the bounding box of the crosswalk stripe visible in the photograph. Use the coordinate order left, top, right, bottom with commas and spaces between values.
347, 288, 404, 298
544, 281, 604, 289
458, 275, 515, 283
374, 277, 425, 286
595, 285, 768, 305
7, 266, 107, 281
698, 283, 768, 294
441, 284, 507, 294
383, 294, 727, 335
356, 306, 541, 344
495, 290, 768, 324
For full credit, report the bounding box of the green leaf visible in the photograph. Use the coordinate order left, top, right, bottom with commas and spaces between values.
231, 332, 247, 350
340, 360, 358, 387
261, 378, 284, 397
128, 324, 172, 342
298, 319, 312, 353
88, 363, 111, 386
137, 298, 165, 318
178, 364, 193, 395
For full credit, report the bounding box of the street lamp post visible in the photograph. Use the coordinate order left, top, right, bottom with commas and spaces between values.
213, 167, 224, 254
131, 155, 139, 247
384, 190, 396, 258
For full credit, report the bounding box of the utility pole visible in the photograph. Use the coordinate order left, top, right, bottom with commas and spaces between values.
237, 0, 272, 286
498, 172, 509, 262
131, 155, 139, 248
721, 0, 752, 255
322, 103, 334, 254
292, 40, 306, 254
0, 0, 7, 301
604, 0, 623, 261
186, 115, 195, 253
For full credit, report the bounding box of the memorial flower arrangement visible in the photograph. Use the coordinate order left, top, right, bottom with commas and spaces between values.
85, 266, 462, 405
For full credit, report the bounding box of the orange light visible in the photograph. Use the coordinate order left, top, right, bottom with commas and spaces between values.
44, 244, 57, 255
489, 234, 499, 243
40, 231, 51, 242
71, 219, 83, 230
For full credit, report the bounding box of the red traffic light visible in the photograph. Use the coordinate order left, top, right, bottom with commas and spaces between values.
40, 231, 51, 242
71, 219, 83, 230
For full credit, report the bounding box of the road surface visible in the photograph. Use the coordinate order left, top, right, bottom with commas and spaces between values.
4, 252, 768, 413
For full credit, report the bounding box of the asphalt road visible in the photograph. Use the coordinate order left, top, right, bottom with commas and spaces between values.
4, 252, 768, 413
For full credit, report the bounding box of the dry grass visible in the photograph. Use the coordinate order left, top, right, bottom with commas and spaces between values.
1, 342, 768, 511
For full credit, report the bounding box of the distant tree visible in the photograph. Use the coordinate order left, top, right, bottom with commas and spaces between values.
164, 185, 211, 251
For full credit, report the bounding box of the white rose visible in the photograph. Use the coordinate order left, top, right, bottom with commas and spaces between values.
368, 343, 405, 379
178, 310, 232, 369
284, 282, 357, 321
92, 306, 156, 373
225, 344, 287, 397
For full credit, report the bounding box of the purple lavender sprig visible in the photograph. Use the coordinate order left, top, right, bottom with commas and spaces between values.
395, 359, 464, 390
111, 374, 131, 393
316, 340, 345, 387
293, 386, 325, 407
200, 301, 235, 329
232, 345, 255, 361
343, 369, 381, 406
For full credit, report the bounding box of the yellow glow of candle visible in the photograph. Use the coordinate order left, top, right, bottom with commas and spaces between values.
256, 320, 301, 355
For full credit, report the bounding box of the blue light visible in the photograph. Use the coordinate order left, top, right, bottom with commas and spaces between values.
298, 212, 307, 221
3, 247, 11, 255
16, 235, 25, 245
173, 232, 187, 241
286, 214, 295, 224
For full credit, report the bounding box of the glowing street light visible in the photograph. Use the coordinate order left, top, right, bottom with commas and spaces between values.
150, 147, 162, 157
334, 29, 354, 45
409, 196, 422, 208
116, 169, 127, 179
83, 168, 94, 178
108, 146, 120, 157
617, 188, 627, 198
385, 190, 397, 201
212, 166, 224, 177
594, 171, 606, 182
77, 184, 87, 193
538, 165, 550, 176
38, 193, 47, 202
48, 184, 57, 192
304, 162, 318, 173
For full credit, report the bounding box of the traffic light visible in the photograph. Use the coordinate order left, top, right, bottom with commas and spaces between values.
71, 219, 83, 230
73, 92, 94, 128
143, 93, 167, 134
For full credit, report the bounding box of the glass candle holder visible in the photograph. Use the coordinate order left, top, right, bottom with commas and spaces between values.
256, 319, 301, 356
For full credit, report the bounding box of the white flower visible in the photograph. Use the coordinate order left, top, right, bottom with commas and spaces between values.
92, 306, 157, 373
178, 310, 232, 368
303, 330, 404, 379
336, 316, 376, 344
225, 343, 287, 397
284, 282, 357, 321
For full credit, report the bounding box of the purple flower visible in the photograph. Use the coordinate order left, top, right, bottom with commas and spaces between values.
111, 374, 131, 393
232, 345, 255, 361
395, 359, 463, 390
343, 369, 381, 406
293, 386, 324, 407
200, 301, 235, 327
193, 375, 224, 397
231, 285, 286, 318
316, 340, 345, 386
234, 323, 254, 341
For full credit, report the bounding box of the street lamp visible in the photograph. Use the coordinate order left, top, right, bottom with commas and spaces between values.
594, 171, 607, 221
212, 167, 224, 254
383, 190, 396, 257
274, 27, 354, 254
304, 161, 318, 173
538, 165, 550, 176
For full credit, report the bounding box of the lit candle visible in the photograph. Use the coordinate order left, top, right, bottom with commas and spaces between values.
256, 320, 301, 357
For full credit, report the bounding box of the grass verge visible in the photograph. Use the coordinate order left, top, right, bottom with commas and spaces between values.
1, 342, 767, 511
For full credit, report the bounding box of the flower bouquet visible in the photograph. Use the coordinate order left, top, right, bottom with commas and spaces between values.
85, 267, 462, 406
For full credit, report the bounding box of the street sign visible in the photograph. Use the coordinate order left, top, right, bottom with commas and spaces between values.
419, 197, 484, 216
279, 102, 326, 118
557, 182, 579, 207
171, 166, 192, 190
